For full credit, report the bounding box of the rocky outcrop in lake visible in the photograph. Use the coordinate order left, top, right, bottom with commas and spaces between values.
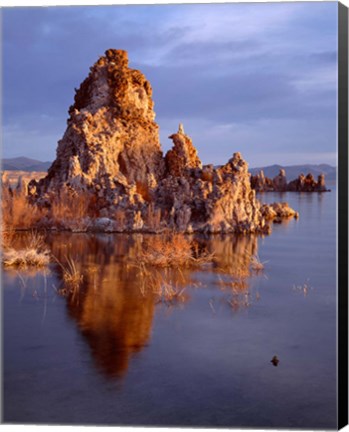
251, 169, 329, 192
26, 49, 298, 233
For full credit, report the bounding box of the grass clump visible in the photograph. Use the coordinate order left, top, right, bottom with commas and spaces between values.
137, 263, 189, 306
56, 256, 84, 298
244, 249, 267, 273
155, 281, 187, 306
2, 231, 50, 268
139, 234, 214, 268
250, 252, 267, 272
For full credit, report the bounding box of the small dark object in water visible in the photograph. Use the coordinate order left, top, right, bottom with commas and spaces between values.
271, 355, 279, 366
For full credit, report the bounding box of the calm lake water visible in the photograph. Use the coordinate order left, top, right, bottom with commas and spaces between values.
2, 190, 337, 428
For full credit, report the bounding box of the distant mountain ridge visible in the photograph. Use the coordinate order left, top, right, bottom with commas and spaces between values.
2, 157, 51, 172
249, 164, 336, 182
2, 158, 337, 182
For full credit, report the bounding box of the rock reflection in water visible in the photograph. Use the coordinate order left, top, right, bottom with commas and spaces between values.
48, 234, 155, 378
47, 232, 262, 378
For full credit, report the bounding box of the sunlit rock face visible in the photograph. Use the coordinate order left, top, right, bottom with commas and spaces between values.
41, 49, 164, 192
31, 49, 298, 233
165, 124, 202, 176
155, 151, 268, 233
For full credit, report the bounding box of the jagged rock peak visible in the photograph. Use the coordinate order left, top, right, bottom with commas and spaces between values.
69, 49, 155, 121
42, 49, 165, 192
105, 48, 129, 67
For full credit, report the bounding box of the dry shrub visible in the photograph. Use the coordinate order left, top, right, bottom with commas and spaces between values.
139, 233, 214, 268
50, 190, 96, 231
145, 203, 162, 232
2, 231, 50, 268
1, 187, 45, 230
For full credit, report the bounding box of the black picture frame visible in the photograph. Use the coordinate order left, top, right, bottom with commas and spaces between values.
338, 2, 349, 429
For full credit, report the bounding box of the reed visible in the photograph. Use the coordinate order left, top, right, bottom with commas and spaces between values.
57, 256, 84, 292
136, 262, 188, 305
249, 252, 267, 272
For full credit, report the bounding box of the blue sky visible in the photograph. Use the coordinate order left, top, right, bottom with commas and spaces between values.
2, 2, 338, 167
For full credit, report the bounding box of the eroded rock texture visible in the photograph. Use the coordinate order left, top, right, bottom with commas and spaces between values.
29, 49, 298, 233
40, 49, 164, 193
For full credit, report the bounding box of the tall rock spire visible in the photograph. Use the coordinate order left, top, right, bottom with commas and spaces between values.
43, 49, 164, 192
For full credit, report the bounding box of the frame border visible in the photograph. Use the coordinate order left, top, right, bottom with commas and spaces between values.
338, 1, 348, 429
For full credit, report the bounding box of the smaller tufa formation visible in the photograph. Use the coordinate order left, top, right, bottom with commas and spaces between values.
261, 202, 299, 222
165, 124, 202, 176
155, 150, 271, 234
287, 173, 328, 192
272, 169, 287, 192
251, 169, 329, 192
250, 170, 273, 192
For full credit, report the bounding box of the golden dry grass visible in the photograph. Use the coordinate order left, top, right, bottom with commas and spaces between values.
144, 203, 162, 232
49, 190, 97, 231
136, 262, 189, 306
2, 231, 50, 268
56, 256, 84, 298
1, 187, 46, 230
248, 251, 267, 272
139, 234, 214, 268
2, 248, 50, 268
1, 224, 16, 250
135, 234, 214, 306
